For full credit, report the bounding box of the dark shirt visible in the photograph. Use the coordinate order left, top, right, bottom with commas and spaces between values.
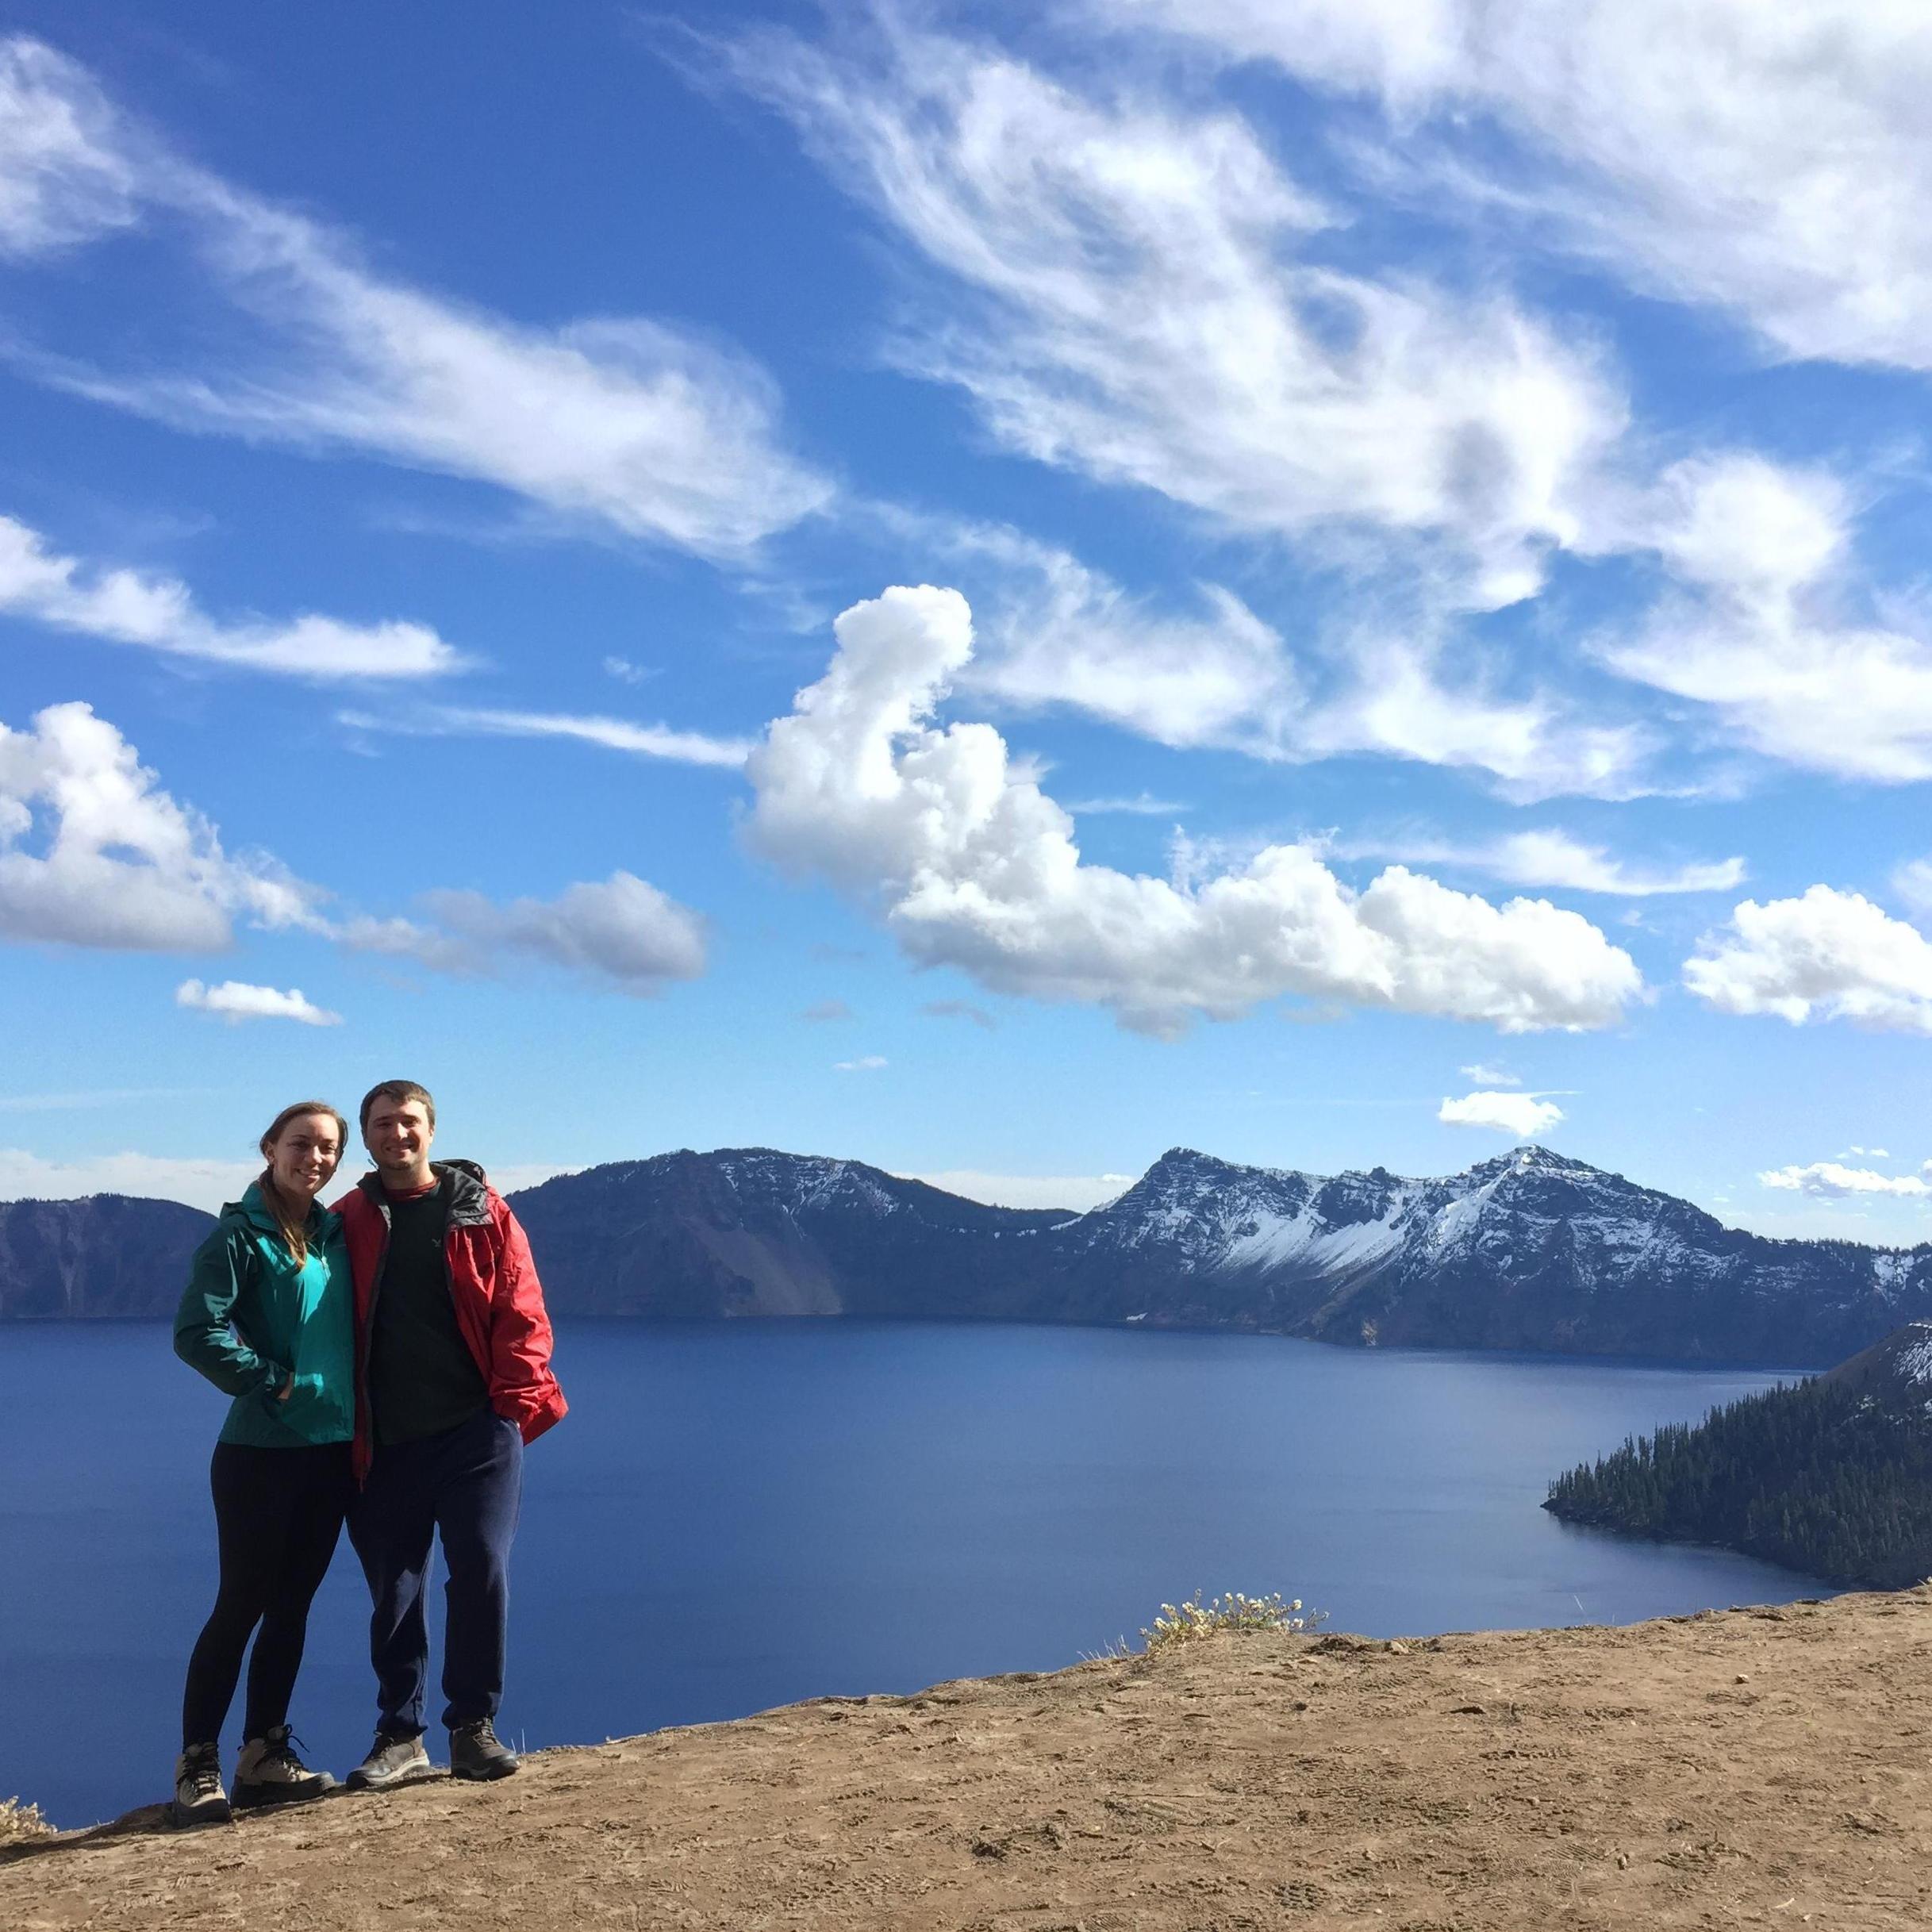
368, 1177, 489, 1446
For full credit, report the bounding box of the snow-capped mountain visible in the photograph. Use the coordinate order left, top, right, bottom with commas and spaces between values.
12, 1144, 1930, 1365
512, 1143, 1932, 1365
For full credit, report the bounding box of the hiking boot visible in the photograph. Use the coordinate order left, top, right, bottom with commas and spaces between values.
233, 1725, 335, 1809
346, 1727, 440, 1792
171, 1742, 232, 1827
449, 1717, 518, 1781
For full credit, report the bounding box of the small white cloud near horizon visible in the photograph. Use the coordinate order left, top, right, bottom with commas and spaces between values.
1685, 886, 1932, 1035
1760, 1161, 1932, 1200
0, 513, 466, 681
0, 1147, 574, 1213
834, 1054, 888, 1072
745, 586, 1644, 1038
1438, 1090, 1565, 1138
906, 1169, 1135, 1213
175, 978, 340, 1026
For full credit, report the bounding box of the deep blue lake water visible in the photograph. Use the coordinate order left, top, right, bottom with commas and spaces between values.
1, 1319, 1828, 1826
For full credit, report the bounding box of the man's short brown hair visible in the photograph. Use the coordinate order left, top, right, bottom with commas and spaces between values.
359, 1079, 437, 1134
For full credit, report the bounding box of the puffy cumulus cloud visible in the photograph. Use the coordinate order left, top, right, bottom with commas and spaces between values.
1685, 887, 1932, 1035
0, 514, 463, 680
0, 38, 136, 257
726, 24, 1621, 603
2, 36, 829, 559
1438, 1090, 1565, 1138
744, 586, 1643, 1036
1335, 826, 1745, 897
343, 872, 706, 996
0, 701, 321, 951
1760, 1161, 1932, 1200
1104, 0, 1932, 369
175, 979, 341, 1026
1603, 456, 1932, 783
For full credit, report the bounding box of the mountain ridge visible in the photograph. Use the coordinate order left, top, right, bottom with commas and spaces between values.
6, 1143, 1929, 1363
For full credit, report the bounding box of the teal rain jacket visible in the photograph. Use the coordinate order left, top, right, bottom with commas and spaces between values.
173, 1182, 355, 1448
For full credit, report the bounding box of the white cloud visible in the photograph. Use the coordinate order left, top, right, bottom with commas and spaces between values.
0, 1147, 257, 1211
0, 1148, 573, 1212
1685, 886, 1932, 1035
1604, 455, 1932, 783
930, 520, 1650, 800
175, 979, 341, 1026
337, 704, 751, 769
1438, 1089, 1565, 1138
1893, 858, 1932, 919
1066, 793, 1189, 817
0, 701, 321, 951
2, 36, 830, 558
834, 1054, 888, 1072
1107, 0, 1932, 369
728, 23, 1622, 602
0, 513, 464, 679
0, 40, 136, 257
905, 1169, 1135, 1212
343, 871, 707, 996
1760, 1161, 1932, 1200
1459, 1062, 1519, 1087
745, 586, 1642, 1036
1339, 826, 1745, 897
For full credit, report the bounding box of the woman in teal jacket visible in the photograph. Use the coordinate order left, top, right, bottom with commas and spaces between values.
171, 1100, 355, 1826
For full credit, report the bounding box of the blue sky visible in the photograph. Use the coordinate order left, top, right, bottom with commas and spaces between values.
3, 1, 1931, 1239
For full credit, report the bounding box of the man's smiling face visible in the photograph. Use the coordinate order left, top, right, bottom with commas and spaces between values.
365, 1096, 435, 1186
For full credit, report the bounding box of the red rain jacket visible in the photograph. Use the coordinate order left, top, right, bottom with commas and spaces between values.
333, 1160, 567, 1481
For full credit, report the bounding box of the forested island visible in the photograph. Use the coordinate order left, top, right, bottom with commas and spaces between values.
1546, 1322, 1932, 1588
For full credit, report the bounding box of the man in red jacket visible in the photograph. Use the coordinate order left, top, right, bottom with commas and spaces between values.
332, 1079, 566, 1789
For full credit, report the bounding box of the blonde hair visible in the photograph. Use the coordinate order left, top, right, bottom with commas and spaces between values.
257, 1101, 348, 1262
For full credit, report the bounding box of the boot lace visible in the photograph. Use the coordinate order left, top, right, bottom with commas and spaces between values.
182, 1745, 223, 1796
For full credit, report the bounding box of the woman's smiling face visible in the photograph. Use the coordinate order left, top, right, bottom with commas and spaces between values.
267, 1112, 344, 1204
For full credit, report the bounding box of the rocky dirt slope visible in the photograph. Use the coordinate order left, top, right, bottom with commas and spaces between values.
6, 1588, 1930, 1930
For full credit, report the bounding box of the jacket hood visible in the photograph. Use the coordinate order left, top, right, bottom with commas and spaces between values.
222, 1179, 336, 1241
350, 1159, 494, 1227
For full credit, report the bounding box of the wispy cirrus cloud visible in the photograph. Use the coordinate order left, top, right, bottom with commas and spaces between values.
338, 705, 752, 769
0, 35, 831, 559
1334, 825, 1746, 897
720, 16, 1622, 607
0, 513, 465, 680
1104, 0, 1932, 371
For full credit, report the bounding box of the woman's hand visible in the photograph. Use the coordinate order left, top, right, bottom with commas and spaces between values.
277, 1374, 294, 1404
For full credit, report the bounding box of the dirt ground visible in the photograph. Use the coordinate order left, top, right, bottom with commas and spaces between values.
6, 1586, 1931, 1932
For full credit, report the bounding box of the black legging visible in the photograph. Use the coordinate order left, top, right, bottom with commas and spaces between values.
181, 1440, 352, 1747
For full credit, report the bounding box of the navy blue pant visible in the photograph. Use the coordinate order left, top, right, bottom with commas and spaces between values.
347, 1408, 522, 1735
